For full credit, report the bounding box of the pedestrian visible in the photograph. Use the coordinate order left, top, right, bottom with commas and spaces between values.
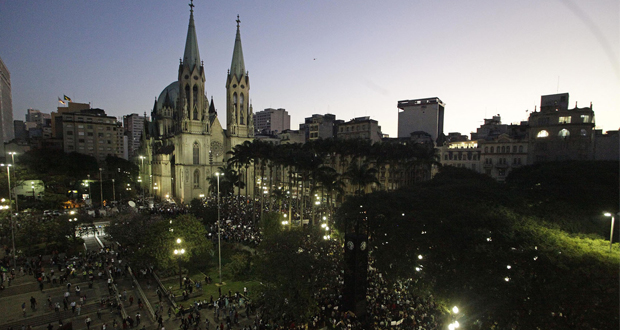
47, 323, 53, 330
136, 312, 141, 325
22, 302, 26, 317
30, 296, 37, 311
77, 303, 82, 315
71, 301, 76, 313
85, 316, 92, 330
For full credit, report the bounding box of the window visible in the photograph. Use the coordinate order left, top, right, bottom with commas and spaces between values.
558, 129, 570, 137
78, 125, 84, 129
444, 155, 448, 160
580, 129, 587, 137
559, 116, 571, 124
67, 131, 73, 135
87, 132, 93, 136
538, 117, 550, 125
193, 169, 200, 188
78, 131, 85, 136
537, 130, 549, 138
490, 147, 494, 153
193, 142, 199, 165
581, 115, 590, 123
512, 146, 517, 153
484, 147, 488, 153
518, 145, 523, 153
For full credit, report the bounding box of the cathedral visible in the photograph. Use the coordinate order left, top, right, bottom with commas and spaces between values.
141, 3, 254, 203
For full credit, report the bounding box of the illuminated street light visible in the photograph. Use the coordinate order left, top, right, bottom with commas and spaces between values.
174, 238, 185, 289
452, 306, 459, 314
604, 212, 616, 253
1, 164, 16, 267
215, 172, 222, 284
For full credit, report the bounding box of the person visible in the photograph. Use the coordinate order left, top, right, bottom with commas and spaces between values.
85, 316, 92, 330
22, 302, 26, 317
47, 323, 53, 330
30, 296, 37, 311
75, 285, 81, 296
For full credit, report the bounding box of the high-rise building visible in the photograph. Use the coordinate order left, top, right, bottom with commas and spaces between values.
253, 108, 290, 134
0, 57, 15, 155
62, 108, 124, 162
25, 109, 50, 125
527, 93, 595, 163
336, 116, 383, 142
52, 102, 91, 138
123, 113, 145, 158
397, 97, 445, 143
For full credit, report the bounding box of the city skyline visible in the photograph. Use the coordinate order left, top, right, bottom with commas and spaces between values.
1, 0, 618, 137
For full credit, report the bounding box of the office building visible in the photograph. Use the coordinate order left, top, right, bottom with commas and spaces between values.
254, 108, 290, 135
397, 97, 445, 143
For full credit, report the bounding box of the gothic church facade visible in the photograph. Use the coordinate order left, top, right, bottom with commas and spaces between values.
142, 4, 254, 202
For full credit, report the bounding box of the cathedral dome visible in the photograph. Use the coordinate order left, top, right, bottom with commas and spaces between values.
155, 81, 179, 112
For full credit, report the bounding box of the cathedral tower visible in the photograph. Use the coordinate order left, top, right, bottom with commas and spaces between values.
226, 16, 254, 138
178, 1, 209, 134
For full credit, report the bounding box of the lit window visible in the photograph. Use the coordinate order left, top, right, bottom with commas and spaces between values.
581, 115, 590, 123
537, 130, 549, 138
558, 129, 570, 137
559, 116, 571, 124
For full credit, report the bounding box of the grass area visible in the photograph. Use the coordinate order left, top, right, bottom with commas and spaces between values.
161, 242, 260, 302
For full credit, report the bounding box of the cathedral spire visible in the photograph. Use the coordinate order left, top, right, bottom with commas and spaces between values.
183, 0, 201, 71
229, 15, 246, 81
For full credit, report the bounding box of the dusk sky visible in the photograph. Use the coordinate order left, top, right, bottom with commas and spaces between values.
1, 0, 618, 137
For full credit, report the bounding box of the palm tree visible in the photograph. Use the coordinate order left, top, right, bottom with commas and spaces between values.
344, 161, 380, 196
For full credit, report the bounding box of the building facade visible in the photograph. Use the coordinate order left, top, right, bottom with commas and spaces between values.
123, 113, 145, 158
397, 97, 444, 143
62, 108, 124, 162
337, 116, 383, 142
143, 6, 254, 203
254, 108, 290, 135
300, 114, 341, 141
0, 57, 14, 155
527, 93, 595, 163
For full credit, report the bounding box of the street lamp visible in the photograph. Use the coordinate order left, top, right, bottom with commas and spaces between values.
173, 238, 185, 289
112, 179, 116, 201
1, 164, 16, 267
87, 174, 91, 202
604, 212, 616, 252
31, 182, 35, 199
216, 172, 222, 284
99, 168, 103, 207
139, 156, 145, 199
7, 152, 17, 213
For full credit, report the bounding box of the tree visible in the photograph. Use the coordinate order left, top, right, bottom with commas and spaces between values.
254, 228, 342, 325
344, 161, 379, 195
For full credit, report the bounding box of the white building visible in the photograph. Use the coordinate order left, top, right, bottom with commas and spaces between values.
397, 97, 444, 144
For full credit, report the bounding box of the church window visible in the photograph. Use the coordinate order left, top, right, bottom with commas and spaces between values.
185, 84, 191, 116
536, 130, 549, 138
193, 142, 200, 165
240, 94, 245, 124
193, 169, 200, 188
193, 85, 198, 117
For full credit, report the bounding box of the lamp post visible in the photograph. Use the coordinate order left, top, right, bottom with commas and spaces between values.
173, 238, 185, 289
1, 164, 16, 267
112, 179, 116, 201
8, 152, 17, 213
139, 156, 145, 199
31, 182, 35, 199
99, 168, 103, 207
604, 212, 616, 252
216, 172, 222, 284
87, 174, 91, 202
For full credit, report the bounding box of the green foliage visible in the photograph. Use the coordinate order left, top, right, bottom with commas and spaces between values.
335, 163, 619, 329
107, 213, 212, 270
260, 211, 284, 237
254, 228, 342, 325
223, 252, 252, 281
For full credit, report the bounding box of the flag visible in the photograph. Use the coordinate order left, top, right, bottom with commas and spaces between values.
58, 97, 66, 105
63, 95, 72, 102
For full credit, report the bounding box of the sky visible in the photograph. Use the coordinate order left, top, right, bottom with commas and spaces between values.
1, 0, 618, 137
